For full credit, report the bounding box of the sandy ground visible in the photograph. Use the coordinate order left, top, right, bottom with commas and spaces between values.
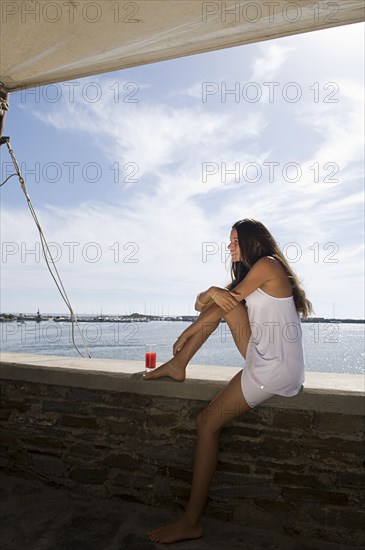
0, 473, 359, 550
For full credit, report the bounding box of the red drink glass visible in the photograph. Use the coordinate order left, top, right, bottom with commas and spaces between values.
145, 345, 157, 372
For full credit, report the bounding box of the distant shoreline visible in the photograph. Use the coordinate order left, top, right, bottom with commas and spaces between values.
1, 313, 364, 324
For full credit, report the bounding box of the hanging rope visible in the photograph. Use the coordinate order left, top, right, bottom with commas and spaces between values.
0, 173, 17, 187
2, 138, 91, 358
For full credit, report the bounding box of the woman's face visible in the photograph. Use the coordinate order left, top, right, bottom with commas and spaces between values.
228, 228, 241, 262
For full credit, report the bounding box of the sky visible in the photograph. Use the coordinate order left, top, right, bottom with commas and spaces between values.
0, 22, 364, 319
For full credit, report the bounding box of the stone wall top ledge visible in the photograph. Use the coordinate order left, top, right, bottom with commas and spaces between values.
1, 352, 364, 415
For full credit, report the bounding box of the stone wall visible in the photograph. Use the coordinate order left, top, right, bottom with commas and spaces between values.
0, 353, 364, 546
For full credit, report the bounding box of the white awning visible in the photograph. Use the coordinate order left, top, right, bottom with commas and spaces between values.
1, 0, 364, 92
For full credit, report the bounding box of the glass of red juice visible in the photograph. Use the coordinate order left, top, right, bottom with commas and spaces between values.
145, 345, 157, 372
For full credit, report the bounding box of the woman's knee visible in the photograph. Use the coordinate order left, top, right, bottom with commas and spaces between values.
196, 407, 221, 437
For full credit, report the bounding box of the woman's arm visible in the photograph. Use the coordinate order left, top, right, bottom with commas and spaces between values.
194, 290, 210, 312
176, 257, 274, 352
211, 257, 275, 307
230, 256, 275, 300
194, 288, 219, 312
174, 258, 274, 355
195, 284, 242, 313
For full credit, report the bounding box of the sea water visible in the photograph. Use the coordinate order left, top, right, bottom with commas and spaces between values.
1, 320, 364, 376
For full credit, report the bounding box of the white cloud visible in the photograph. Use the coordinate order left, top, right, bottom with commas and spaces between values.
3, 27, 364, 318
32, 80, 268, 201
295, 79, 364, 170
250, 43, 294, 81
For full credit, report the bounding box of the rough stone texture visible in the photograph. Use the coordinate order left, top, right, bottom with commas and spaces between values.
0, 378, 364, 547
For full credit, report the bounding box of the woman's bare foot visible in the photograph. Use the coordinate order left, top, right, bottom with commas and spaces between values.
147, 516, 203, 544
143, 358, 186, 381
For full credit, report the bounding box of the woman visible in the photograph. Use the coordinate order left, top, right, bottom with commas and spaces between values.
144, 218, 313, 544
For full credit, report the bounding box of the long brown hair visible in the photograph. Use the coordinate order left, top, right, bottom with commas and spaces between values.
227, 218, 313, 319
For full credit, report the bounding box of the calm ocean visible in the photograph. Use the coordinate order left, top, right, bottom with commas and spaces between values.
1, 320, 364, 376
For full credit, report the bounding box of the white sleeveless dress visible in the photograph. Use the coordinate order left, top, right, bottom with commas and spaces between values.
241, 287, 305, 404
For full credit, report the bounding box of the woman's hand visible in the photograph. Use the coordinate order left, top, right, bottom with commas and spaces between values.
172, 316, 205, 355
209, 286, 241, 312
172, 324, 197, 355
173, 333, 188, 355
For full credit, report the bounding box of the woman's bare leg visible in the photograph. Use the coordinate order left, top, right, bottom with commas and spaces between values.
223, 302, 251, 359
143, 315, 220, 381
144, 301, 251, 381
147, 303, 252, 543
147, 369, 251, 544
